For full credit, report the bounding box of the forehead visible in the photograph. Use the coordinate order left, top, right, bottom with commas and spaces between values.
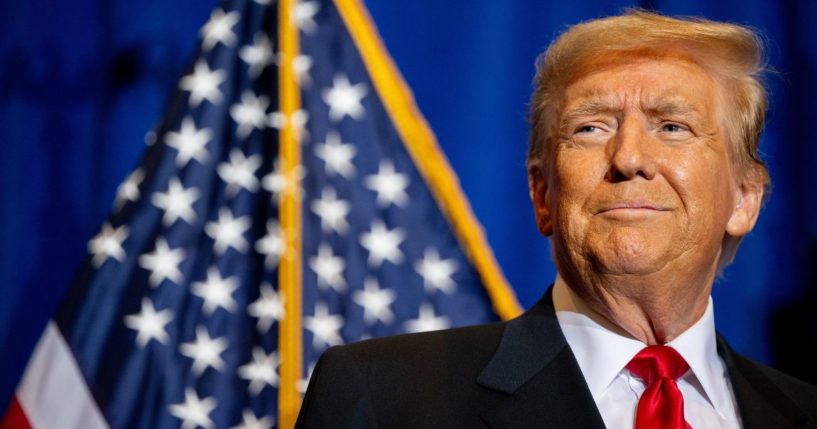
561, 58, 723, 116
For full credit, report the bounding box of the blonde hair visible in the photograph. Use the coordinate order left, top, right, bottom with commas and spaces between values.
527, 10, 770, 190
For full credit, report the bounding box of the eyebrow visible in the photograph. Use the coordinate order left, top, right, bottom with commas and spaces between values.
560, 93, 705, 123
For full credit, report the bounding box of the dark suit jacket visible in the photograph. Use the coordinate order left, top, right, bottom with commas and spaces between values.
296, 291, 817, 428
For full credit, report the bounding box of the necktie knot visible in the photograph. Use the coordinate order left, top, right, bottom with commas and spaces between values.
626, 345, 690, 384
626, 345, 692, 429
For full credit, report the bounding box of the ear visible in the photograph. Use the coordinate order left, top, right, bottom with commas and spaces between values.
528, 163, 553, 236
725, 179, 764, 237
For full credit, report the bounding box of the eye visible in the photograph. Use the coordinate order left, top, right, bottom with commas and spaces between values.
576, 125, 600, 134
660, 123, 687, 132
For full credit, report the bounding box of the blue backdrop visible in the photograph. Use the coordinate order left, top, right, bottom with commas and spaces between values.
2, 0, 816, 411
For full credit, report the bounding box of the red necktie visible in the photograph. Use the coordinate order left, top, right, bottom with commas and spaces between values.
626, 345, 692, 429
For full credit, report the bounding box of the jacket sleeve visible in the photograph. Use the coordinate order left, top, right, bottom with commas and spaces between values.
295, 345, 378, 428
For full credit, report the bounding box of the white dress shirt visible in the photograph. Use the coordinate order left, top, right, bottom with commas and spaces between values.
552, 276, 743, 428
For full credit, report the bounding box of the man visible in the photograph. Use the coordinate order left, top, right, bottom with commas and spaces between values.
297, 11, 817, 428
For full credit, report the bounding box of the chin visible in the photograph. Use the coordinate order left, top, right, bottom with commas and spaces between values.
592, 233, 670, 275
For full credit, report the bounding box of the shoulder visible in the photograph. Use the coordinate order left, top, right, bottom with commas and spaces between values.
734, 355, 817, 412
296, 322, 509, 428
320, 321, 507, 379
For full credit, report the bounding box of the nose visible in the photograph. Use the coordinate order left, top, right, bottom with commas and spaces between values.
606, 116, 657, 182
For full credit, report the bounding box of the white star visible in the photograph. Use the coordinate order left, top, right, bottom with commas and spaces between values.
230, 91, 270, 138
88, 223, 129, 267
364, 160, 409, 208
308, 244, 346, 292
191, 266, 239, 315
165, 117, 211, 167
293, 54, 313, 86
168, 388, 217, 429
179, 326, 228, 375
247, 283, 284, 334
151, 177, 200, 227
179, 60, 227, 107
414, 248, 459, 294
292, 1, 320, 34
314, 131, 356, 179
310, 187, 350, 235
231, 409, 274, 429
238, 347, 279, 395
255, 220, 285, 269
200, 8, 240, 50
353, 278, 396, 325
240, 33, 274, 78
124, 298, 174, 347
267, 109, 308, 131
359, 220, 405, 268
321, 74, 367, 122
304, 302, 344, 349
404, 303, 451, 333
138, 237, 186, 287
217, 149, 262, 196
261, 160, 305, 204
114, 168, 143, 210
205, 208, 251, 254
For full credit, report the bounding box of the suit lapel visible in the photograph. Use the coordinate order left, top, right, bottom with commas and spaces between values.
476, 290, 605, 429
718, 336, 812, 429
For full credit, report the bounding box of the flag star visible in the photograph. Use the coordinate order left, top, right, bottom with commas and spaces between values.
359, 220, 405, 268
230, 91, 270, 138
414, 248, 459, 294
293, 54, 313, 86
314, 131, 356, 179
114, 168, 143, 210
217, 149, 262, 196
200, 8, 240, 50
179, 326, 228, 376
255, 220, 285, 269
88, 223, 129, 267
168, 388, 217, 429
262, 161, 305, 204
248, 283, 284, 334
138, 237, 186, 287
205, 208, 252, 254
124, 298, 174, 347
238, 347, 279, 395
304, 302, 344, 349
310, 187, 350, 235
322, 74, 368, 122
151, 177, 200, 227
165, 117, 211, 167
308, 244, 346, 292
191, 266, 239, 315
404, 303, 451, 333
240, 33, 274, 78
364, 160, 410, 208
292, 1, 320, 34
353, 278, 396, 325
179, 60, 227, 107
231, 409, 274, 429
267, 109, 308, 132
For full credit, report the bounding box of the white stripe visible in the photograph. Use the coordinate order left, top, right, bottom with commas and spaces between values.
17, 321, 109, 429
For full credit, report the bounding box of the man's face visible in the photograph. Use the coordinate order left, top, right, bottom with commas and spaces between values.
531, 58, 761, 281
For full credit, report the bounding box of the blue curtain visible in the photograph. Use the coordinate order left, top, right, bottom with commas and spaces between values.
2, 0, 815, 409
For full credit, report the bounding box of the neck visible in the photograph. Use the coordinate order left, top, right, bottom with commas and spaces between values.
554, 271, 712, 344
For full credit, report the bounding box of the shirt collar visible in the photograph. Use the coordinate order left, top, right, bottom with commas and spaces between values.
552, 276, 730, 417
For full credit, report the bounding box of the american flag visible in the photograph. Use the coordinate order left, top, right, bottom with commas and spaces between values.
4, 0, 520, 427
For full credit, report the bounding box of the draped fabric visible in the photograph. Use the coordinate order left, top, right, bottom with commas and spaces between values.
2, 0, 815, 412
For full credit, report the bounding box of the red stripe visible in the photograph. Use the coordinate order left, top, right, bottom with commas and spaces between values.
1, 396, 33, 429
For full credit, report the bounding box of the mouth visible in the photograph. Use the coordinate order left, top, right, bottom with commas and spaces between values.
595, 201, 670, 215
